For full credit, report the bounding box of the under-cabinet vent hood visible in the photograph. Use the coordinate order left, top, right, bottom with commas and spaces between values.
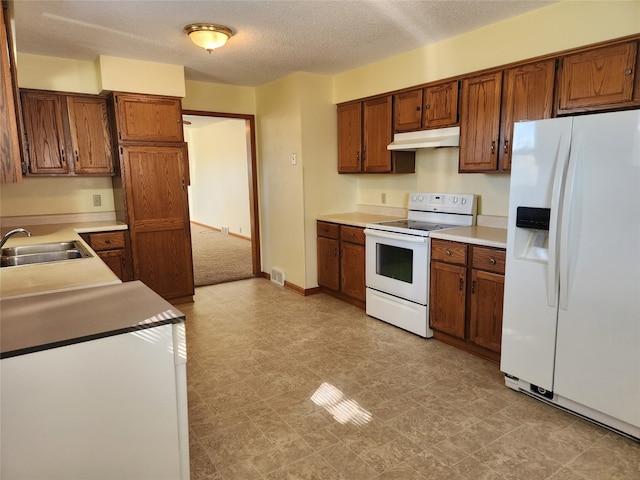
387, 126, 460, 151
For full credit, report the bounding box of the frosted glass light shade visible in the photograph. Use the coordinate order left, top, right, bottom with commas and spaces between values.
184, 24, 232, 52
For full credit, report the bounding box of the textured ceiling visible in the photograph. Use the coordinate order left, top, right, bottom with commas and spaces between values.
13, 0, 555, 87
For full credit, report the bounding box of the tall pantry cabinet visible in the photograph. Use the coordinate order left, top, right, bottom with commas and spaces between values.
110, 92, 194, 303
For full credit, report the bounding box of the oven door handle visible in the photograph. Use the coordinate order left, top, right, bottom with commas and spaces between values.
363, 229, 429, 244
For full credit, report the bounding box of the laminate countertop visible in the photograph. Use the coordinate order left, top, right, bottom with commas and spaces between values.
316, 212, 405, 228
0, 281, 185, 359
0, 221, 127, 298
430, 226, 508, 249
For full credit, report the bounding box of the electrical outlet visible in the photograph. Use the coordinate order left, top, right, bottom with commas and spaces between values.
381, 193, 387, 204
93, 194, 102, 207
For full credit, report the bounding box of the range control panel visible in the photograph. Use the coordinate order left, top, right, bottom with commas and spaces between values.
408, 192, 477, 215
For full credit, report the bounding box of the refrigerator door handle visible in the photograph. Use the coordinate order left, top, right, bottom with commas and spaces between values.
558, 139, 580, 310
547, 131, 572, 308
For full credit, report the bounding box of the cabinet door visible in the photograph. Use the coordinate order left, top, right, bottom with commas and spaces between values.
66, 96, 114, 174
394, 89, 423, 132
459, 72, 503, 172
337, 102, 362, 173
317, 236, 339, 291
362, 96, 393, 173
340, 241, 365, 301
121, 145, 194, 300
500, 60, 555, 171
21, 91, 68, 174
429, 261, 466, 339
114, 93, 184, 143
0, 5, 22, 184
423, 81, 459, 128
557, 42, 637, 113
97, 250, 126, 281
469, 269, 504, 353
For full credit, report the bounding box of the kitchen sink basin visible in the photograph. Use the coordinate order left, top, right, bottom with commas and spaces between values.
0, 241, 92, 267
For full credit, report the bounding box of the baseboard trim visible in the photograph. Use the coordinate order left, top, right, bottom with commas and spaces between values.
190, 221, 251, 241
261, 272, 321, 296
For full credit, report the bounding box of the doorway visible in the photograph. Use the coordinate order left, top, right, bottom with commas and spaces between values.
182, 110, 260, 285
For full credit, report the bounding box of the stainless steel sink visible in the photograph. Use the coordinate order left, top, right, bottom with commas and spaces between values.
0, 241, 93, 267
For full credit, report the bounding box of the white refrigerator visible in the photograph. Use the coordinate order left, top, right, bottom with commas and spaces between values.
501, 109, 640, 440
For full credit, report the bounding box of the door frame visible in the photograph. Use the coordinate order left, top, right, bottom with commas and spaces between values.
182, 109, 261, 279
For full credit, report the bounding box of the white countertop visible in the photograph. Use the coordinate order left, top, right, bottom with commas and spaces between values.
0, 220, 127, 298
430, 225, 508, 248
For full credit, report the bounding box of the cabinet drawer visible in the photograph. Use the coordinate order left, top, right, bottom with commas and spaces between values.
431, 239, 467, 265
472, 246, 505, 274
317, 221, 339, 239
86, 231, 126, 251
340, 225, 365, 245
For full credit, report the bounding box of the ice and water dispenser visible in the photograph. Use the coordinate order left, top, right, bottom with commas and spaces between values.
513, 207, 551, 262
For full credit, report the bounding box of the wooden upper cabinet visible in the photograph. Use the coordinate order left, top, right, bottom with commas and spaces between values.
459, 72, 503, 173
66, 96, 114, 174
114, 93, 184, 143
393, 80, 459, 133
499, 60, 555, 171
394, 89, 423, 132
21, 91, 69, 174
423, 80, 459, 128
21, 90, 114, 176
362, 96, 393, 173
337, 102, 362, 173
338, 97, 414, 174
557, 41, 638, 114
0, 3, 22, 184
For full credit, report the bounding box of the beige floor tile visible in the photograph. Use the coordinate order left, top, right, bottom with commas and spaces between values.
183, 279, 638, 480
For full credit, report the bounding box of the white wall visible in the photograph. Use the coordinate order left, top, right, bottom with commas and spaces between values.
184, 117, 251, 238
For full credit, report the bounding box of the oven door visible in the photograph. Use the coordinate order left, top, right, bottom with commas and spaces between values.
364, 228, 429, 305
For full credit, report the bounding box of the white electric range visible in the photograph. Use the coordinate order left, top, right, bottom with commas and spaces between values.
364, 192, 477, 337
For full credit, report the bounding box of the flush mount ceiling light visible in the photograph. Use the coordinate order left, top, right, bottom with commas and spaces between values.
184, 23, 233, 53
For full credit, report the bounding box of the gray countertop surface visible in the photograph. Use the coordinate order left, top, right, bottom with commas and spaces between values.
1, 281, 185, 359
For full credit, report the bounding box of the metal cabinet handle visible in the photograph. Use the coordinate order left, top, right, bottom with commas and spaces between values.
471, 280, 476, 294
105, 239, 111, 244
503, 140, 508, 154
445, 250, 452, 256
424, 104, 431, 110
624, 68, 633, 75
459, 278, 463, 291
75, 150, 79, 162
490, 258, 496, 265
61, 149, 65, 162
415, 106, 421, 111
491, 141, 496, 154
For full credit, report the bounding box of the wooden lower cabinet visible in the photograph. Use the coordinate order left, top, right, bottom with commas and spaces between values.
81, 230, 133, 281
317, 221, 365, 307
430, 238, 505, 363
340, 226, 365, 302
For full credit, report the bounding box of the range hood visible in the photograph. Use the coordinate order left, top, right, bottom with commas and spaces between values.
387, 126, 460, 150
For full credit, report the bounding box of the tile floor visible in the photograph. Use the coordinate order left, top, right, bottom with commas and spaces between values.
177, 279, 639, 480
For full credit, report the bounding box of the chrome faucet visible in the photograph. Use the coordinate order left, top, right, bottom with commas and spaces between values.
0, 228, 32, 249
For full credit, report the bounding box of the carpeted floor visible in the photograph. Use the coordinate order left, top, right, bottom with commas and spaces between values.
190, 223, 253, 286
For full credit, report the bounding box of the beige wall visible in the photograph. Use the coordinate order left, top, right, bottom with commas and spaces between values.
182, 80, 256, 114
98, 56, 185, 97
255, 73, 307, 287
184, 118, 251, 237
0, 176, 115, 217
